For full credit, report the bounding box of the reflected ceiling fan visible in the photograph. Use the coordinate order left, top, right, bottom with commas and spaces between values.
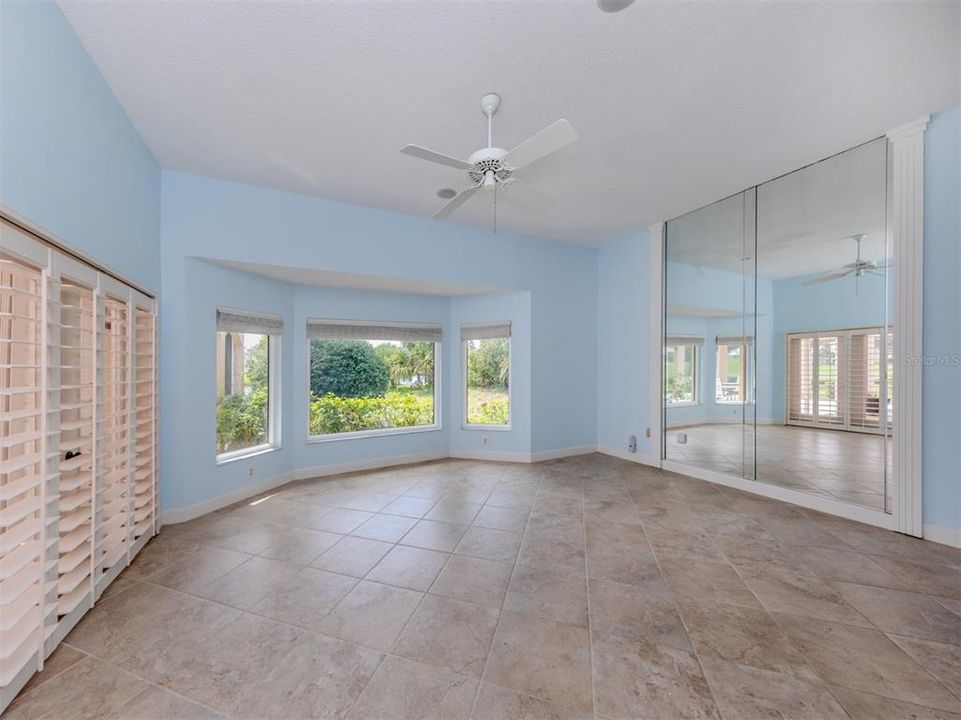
802, 234, 888, 291
400, 93, 577, 230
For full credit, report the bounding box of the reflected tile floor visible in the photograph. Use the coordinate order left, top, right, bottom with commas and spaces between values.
10, 456, 961, 719
666, 423, 891, 510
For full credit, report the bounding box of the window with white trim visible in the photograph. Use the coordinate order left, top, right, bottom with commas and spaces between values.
307, 320, 441, 438
462, 322, 511, 427
215, 309, 282, 460
664, 337, 700, 406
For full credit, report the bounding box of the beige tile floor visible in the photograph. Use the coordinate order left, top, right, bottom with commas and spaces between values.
10, 455, 960, 719
666, 424, 891, 510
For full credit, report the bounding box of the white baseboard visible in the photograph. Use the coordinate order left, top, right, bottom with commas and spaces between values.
530, 445, 597, 462
596, 445, 659, 467
292, 450, 449, 481
449, 449, 533, 463
450, 445, 597, 463
161, 470, 295, 525
923, 523, 961, 548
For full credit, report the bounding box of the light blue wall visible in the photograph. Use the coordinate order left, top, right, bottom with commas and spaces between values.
449, 292, 533, 457
161, 171, 597, 458
0, 0, 161, 292
922, 107, 961, 531
292, 286, 451, 472
159, 260, 295, 512
596, 231, 652, 457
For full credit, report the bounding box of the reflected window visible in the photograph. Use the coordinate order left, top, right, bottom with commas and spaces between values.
665, 343, 697, 406
715, 340, 753, 404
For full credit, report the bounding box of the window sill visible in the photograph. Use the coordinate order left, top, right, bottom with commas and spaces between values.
307, 424, 441, 444
216, 444, 279, 466
666, 402, 699, 408
461, 423, 512, 432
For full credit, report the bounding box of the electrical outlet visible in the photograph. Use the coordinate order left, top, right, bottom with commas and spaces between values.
482, 437, 489, 445
645, 427, 651, 438
248, 467, 255, 478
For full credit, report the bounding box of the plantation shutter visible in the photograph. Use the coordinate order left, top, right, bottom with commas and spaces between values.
308, 319, 442, 343
96, 288, 131, 584
0, 220, 159, 712
54, 259, 97, 625
461, 322, 511, 341
217, 309, 283, 335
786, 334, 815, 423
0, 243, 47, 697
132, 299, 157, 541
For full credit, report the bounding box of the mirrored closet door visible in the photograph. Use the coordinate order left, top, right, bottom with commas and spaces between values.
664, 190, 756, 479
663, 138, 891, 513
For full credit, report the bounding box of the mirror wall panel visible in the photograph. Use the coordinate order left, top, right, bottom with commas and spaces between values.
756, 137, 890, 510
663, 137, 890, 514
664, 190, 756, 479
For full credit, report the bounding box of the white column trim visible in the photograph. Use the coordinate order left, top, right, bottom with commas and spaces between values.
887, 115, 928, 537
648, 222, 664, 468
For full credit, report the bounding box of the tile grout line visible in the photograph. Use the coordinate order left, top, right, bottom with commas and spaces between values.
363, 474, 501, 713
346, 467, 515, 717
709, 490, 961, 714
466, 467, 548, 719
51, 647, 229, 718
45, 458, 960, 719
582, 471, 598, 720
636, 478, 748, 720
94, 472, 505, 719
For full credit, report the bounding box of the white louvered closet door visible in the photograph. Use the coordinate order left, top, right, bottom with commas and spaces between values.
0, 220, 158, 712
0, 237, 48, 702
51, 255, 97, 634
131, 297, 157, 542
96, 283, 132, 591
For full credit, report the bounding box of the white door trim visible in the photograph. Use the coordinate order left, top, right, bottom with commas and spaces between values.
648, 222, 664, 468
887, 116, 929, 537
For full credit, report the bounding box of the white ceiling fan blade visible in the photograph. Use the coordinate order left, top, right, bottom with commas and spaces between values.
802, 270, 852, 286
401, 144, 471, 170
502, 177, 555, 213
506, 119, 578, 170
433, 184, 482, 219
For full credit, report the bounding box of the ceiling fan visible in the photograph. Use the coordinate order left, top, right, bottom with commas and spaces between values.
400, 93, 577, 229
802, 234, 888, 291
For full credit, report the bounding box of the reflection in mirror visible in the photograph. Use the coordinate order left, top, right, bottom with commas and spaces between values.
664, 190, 756, 478
758, 137, 890, 511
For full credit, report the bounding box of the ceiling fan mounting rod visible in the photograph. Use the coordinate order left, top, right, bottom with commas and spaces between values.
480, 93, 501, 149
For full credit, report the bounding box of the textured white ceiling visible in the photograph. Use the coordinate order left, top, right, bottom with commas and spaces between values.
58, 0, 959, 246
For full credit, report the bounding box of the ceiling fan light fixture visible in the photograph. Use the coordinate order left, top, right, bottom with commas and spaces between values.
400, 94, 578, 228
